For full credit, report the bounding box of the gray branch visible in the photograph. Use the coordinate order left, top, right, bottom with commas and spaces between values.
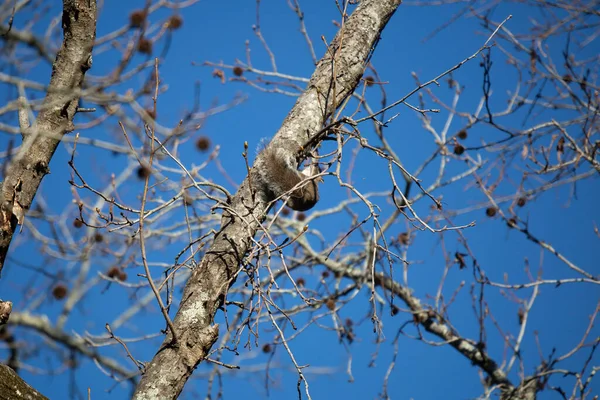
8, 312, 134, 379
132, 0, 402, 398
0, 0, 97, 273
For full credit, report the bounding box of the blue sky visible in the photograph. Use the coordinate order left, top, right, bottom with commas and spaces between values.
0, 1, 598, 399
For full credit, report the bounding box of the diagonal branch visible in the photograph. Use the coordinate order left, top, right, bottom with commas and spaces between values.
133, 1, 403, 398
0, 0, 97, 274
0, 364, 48, 400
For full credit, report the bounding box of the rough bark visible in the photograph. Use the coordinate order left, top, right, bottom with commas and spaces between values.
0, 0, 97, 273
0, 364, 48, 400
132, 1, 402, 398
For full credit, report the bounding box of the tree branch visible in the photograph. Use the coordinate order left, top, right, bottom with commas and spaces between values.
0, 0, 97, 273
0, 364, 48, 400
132, 1, 402, 398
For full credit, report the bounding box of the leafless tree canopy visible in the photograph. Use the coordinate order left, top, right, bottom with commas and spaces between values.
0, 0, 598, 399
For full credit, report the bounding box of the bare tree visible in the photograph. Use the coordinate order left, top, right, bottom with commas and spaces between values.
0, 0, 597, 399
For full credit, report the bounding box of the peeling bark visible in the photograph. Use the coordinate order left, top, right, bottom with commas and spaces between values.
132, 1, 402, 398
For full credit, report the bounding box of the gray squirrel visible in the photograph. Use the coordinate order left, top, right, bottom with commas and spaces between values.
258, 141, 321, 211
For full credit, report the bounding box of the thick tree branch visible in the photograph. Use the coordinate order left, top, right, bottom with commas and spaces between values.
0, 0, 97, 273
0, 364, 48, 400
132, 1, 402, 398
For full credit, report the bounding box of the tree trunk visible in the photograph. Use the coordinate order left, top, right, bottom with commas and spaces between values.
132, 0, 403, 399
0, 0, 97, 273
0, 364, 48, 400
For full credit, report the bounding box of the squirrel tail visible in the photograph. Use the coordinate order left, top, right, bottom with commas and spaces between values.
260, 146, 319, 211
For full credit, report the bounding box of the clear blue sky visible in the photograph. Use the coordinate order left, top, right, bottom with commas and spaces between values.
1, 1, 598, 399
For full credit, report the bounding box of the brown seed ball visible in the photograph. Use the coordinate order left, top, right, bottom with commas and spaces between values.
364, 76, 375, 87
398, 232, 410, 245
118, 270, 128, 282
391, 305, 399, 316
457, 129, 468, 140
129, 10, 147, 28
281, 208, 291, 216
262, 343, 272, 353
168, 15, 183, 30
507, 217, 518, 228
137, 38, 153, 55
517, 308, 525, 325
562, 74, 573, 84
325, 298, 336, 310
485, 207, 497, 217
107, 266, 120, 279
453, 143, 465, 155
556, 137, 565, 153
517, 197, 527, 207
195, 136, 211, 152
73, 218, 83, 228
52, 284, 68, 300
296, 212, 306, 222
137, 165, 151, 180
296, 277, 305, 287
321, 270, 330, 279
93, 232, 104, 243
232, 66, 244, 77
